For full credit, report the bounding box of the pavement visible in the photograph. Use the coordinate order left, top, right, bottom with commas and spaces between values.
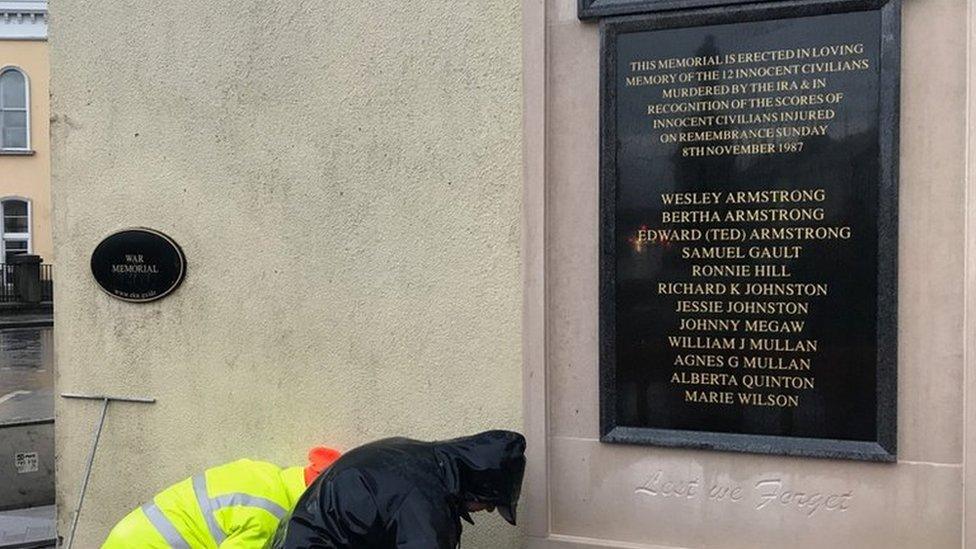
0, 321, 57, 548
0, 506, 56, 548
0, 308, 51, 331
0, 327, 53, 425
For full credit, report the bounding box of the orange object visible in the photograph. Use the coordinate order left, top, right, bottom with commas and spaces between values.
304, 446, 342, 486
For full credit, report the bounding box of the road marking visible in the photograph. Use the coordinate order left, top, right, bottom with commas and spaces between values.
0, 390, 31, 404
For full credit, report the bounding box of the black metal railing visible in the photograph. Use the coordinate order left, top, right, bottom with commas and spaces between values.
40, 263, 52, 302
0, 263, 53, 303
0, 264, 17, 302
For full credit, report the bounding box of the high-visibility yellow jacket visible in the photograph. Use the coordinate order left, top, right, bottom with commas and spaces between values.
102, 459, 306, 549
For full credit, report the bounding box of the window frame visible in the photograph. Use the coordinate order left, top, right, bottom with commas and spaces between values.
0, 198, 32, 264
0, 66, 31, 152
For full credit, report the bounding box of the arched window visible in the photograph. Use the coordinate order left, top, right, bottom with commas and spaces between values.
0, 68, 29, 150
1, 199, 30, 267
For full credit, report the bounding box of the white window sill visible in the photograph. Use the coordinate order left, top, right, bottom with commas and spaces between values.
0, 150, 35, 156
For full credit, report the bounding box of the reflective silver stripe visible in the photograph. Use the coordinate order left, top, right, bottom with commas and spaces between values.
141, 503, 191, 549
211, 493, 288, 520
193, 475, 227, 545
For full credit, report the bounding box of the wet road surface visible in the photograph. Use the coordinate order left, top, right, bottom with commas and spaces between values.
0, 327, 53, 425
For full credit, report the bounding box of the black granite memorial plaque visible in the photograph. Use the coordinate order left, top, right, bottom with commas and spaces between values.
580, 0, 762, 20
599, 0, 899, 461
91, 228, 186, 303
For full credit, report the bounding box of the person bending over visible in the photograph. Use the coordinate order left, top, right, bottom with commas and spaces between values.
103, 446, 341, 549
268, 430, 526, 549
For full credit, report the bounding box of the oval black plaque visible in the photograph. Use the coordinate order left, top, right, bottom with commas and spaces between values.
90, 228, 186, 303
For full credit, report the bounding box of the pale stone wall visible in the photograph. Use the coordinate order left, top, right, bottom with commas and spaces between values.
523, 0, 974, 547
963, 2, 976, 546
0, 39, 51, 264
50, 2, 522, 547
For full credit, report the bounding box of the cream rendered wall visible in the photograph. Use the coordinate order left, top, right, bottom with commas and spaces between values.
0, 39, 51, 263
50, 2, 522, 548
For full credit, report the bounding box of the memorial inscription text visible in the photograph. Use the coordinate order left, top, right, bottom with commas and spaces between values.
600, 4, 897, 459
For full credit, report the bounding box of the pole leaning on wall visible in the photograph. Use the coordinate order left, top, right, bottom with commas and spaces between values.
59, 392, 156, 549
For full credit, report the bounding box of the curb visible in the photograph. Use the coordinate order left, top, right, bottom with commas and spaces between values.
0, 321, 52, 330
